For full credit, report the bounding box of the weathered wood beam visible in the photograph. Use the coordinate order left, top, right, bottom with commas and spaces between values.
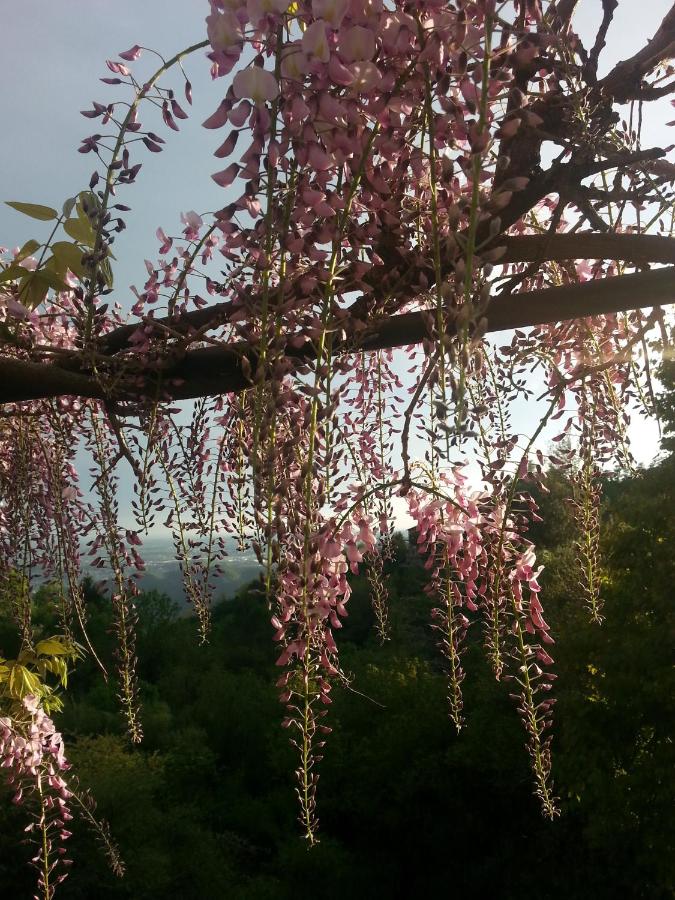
500, 233, 675, 266
0, 266, 673, 406
0, 357, 102, 404
100, 228, 675, 359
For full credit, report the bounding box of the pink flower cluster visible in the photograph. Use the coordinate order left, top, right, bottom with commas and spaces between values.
0, 696, 73, 894
407, 470, 487, 728
406, 470, 556, 813
274, 515, 375, 670
0, 0, 664, 860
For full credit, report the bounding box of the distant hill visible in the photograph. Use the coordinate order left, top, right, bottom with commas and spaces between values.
82, 534, 261, 611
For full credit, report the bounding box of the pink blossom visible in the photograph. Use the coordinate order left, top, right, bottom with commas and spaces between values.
206, 7, 243, 52
119, 44, 142, 61
228, 100, 251, 126
232, 67, 278, 105
347, 61, 381, 92
156, 227, 172, 254
212, 163, 240, 187
202, 100, 231, 129
181, 210, 203, 239
276, 640, 307, 666
214, 130, 239, 158
344, 541, 362, 564
356, 518, 376, 549
347, 0, 383, 20
0, 294, 31, 320
247, 0, 289, 22
381, 11, 416, 52
281, 42, 309, 81
0, 697, 74, 890
339, 25, 376, 62
328, 53, 354, 86
302, 20, 330, 64
312, 0, 348, 28
307, 144, 332, 170
106, 60, 130, 76
14, 252, 38, 271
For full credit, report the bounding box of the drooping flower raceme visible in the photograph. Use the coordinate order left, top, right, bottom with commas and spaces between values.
0, 1, 670, 885
0, 697, 73, 898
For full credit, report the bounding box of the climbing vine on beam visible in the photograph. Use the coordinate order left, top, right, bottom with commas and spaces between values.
1, 1, 675, 894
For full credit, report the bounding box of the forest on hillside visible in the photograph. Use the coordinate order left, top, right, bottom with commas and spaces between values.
0, 451, 673, 899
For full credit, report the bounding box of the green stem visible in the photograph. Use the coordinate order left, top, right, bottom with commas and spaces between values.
83, 39, 209, 344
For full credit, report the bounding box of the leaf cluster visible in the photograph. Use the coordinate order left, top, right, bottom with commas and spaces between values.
0, 635, 82, 715
2, 192, 113, 312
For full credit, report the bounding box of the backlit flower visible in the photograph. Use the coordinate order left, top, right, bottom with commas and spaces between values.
339, 25, 376, 62
206, 8, 242, 52
232, 67, 279, 105
312, 0, 348, 28
181, 210, 203, 239
302, 20, 330, 64
247, 0, 289, 21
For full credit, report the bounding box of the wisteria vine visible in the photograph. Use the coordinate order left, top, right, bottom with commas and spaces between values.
1, 1, 675, 894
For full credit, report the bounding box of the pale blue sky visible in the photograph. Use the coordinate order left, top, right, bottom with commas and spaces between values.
1, 1, 671, 528
2, 1, 673, 302
1, 1, 224, 292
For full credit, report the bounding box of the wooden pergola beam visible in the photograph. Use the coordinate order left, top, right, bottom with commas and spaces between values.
1, 266, 672, 406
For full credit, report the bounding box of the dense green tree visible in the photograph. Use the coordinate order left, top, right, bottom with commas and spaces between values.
1, 462, 673, 898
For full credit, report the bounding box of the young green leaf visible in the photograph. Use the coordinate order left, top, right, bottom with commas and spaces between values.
50, 241, 87, 278
6, 200, 59, 221
62, 196, 77, 218
35, 637, 77, 657
14, 239, 41, 262
18, 270, 68, 308
63, 216, 97, 247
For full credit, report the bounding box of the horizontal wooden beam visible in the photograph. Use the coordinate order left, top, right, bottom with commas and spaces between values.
1, 266, 672, 407
500, 233, 675, 266
0, 356, 102, 404
98, 230, 675, 359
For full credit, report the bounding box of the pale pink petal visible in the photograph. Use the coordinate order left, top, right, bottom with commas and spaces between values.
312, 0, 348, 27
302, 20, 330, 64
211, 163, 240, 187
339, 25, 376, 62
233, 68, 278, 105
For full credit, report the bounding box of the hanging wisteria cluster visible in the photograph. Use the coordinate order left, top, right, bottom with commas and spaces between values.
0, 639, 124, 897
2, 0, 675, 893
1, 696, 75, 897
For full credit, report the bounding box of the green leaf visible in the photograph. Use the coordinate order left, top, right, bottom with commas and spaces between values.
62, 197, 77, 218
77, 190, 100, 212
63, 216, 97, 247
6, 200, 58, 221
18, 274, 49, 309
42, 694, 63, 714
50, 241, 87, 277
41, 270, 69, 290
39, 656, 69, 688
35, 638, 74, 657
14, 239, 40, 262
7, 663, 42, 700
17, 270, 67, 309
0, 264, 29, 283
